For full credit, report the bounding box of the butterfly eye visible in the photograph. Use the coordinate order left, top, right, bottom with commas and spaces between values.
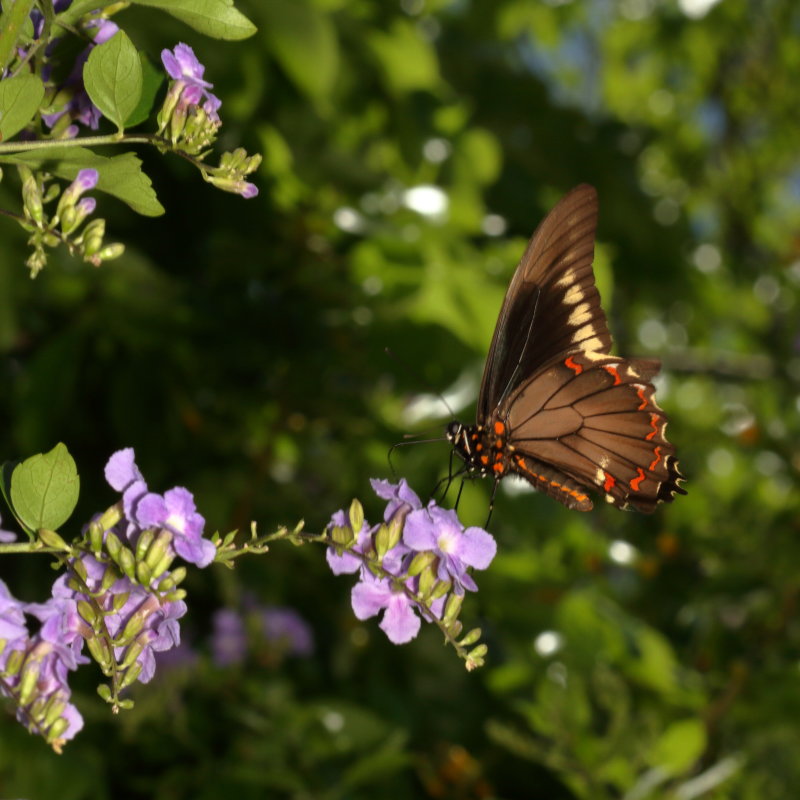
446, 421, 462, 441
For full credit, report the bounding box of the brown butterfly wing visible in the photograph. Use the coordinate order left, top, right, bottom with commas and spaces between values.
502, 353, 686, 512
477, 184, 612, 421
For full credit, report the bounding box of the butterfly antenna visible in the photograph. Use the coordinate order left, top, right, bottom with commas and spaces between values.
384, 347, 457, 418
387, 435, 447, 478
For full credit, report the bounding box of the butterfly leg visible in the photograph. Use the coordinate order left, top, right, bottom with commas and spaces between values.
483, 478, 501, 529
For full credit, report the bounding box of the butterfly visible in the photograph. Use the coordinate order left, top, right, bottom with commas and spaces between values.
446, 184, 686, 512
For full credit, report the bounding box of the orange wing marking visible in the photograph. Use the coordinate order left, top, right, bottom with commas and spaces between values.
565, 356, 583, 375
603, 364, 622, 385
603, 471, 616, 492
645, 413, 660, 441
635, 386, 648, 411
648, 447, 662, 472
629, 468, 646, 491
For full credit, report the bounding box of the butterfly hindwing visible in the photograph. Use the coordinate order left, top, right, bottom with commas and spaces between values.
503, 353, 685, 511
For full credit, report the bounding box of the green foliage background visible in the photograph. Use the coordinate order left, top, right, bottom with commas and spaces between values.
2, 0, 799, 797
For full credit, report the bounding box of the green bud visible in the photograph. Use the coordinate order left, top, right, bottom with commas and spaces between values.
60, 205, 77, 234
19, 165, 43, 225
149, 550, 176, 579
70, 556, 89, 582
143, 529, 172, 570
330, 525, 354, 549
348, 499, 365, 534
18, 661, 41, 705
465, 643, 488, 670
118, 547, 136, 580
86, 634, 112, 668
88, 523, 103, 552
430, 579, 452, 600
374, 524, 391, 558
101, 563, 120, 591
165, 588, 187, 602
4, 648, 24, 676
449, 619, 463, 638
459, 628, 482, 647
105, 531, 122, 560
443, 593, 464, 624
43, 696, 67, 729
385, 512, 404, 552
76, 599, 97, 626
117, 698, 135, 710
96, 683, 112, 702
47, 716, 69, 742
135, 561, 153, 586
119, 640, 144, 670
406, 551, 435, 577
135, 529, 156, 562
112, 591, 131, 612
418, 565, 436, 598
97, 242, 125, 262
81, 218, 106, 257
119, 661, 142, 689
38, 528, 71, 551
169, 566, 187, 585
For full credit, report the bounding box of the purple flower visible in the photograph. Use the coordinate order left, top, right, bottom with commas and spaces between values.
57, 554, 187, 685
371, 477, 422, 520
104, 448, 215, 569
211, 608, 247, 667
325, 509, 372, 575
136, 487, 215, 568
351, 572, 421, 644
161, 43, 221, 122
0, 580, 28, 648
162, 43, 213, 88
105, 447, 147, 519
404, 505, 496, 594
0, 579, 85, 747
259, 606, 313, 656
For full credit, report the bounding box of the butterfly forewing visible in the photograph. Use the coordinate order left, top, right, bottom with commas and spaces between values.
452, 183, 685, 514
477, 184, 612, 420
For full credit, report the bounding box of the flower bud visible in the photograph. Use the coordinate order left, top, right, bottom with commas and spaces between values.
418, 565, 436, 598
86, 633, 112, 668
105, 530, 122, 560
96, 242, 124, 262
76, 599, 97, 627
348, 499, 364, 534
120, 661, 142, 689
465, 643, 487, 671
43, 696, 67, 729
38, 528, 70, 551
135, 529, 156, 562
406, 550, 435, 577
20, 166, 43, 225
81, 218, 106, 257
18, 660, 41, 705
430, 579, 451, 600
443, 592, 464, 624
117, 547, 136, 580
47, 715, 69, 741
459, 628, 482, 647
135, 561, 153, 586
149, 549, 175, 579
118, 639, 144, 670
330, 524, 354, 549
143, 529, 172, 569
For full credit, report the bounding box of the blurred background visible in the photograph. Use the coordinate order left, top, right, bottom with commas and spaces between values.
2, 0, 800, 797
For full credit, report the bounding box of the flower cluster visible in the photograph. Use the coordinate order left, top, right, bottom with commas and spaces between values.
326, 480, 495, 666
0, 447, 217, 749
0, 579, 86, 752
157, 44, 261, 196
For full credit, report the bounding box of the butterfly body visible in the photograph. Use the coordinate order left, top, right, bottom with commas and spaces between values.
449, 184, 685, 513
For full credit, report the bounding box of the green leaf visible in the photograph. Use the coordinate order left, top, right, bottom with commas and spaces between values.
648, 718, 707, 775
10, 443, 80, 533
131, 0, 256, 40
0, 147, 164, 216
124, 55, 164, 128
0, 74, 44, 141
262, 0, 339, 107
83, 30, 143, 130
367, 20, 440, 94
